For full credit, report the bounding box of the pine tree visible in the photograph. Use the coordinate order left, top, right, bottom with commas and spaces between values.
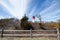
21, 14, 33, 30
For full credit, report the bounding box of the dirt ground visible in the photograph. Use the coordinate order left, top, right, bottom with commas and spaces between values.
0, 37, 58, 40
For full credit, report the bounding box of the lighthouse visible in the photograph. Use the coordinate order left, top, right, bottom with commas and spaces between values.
32, 16, 35, 23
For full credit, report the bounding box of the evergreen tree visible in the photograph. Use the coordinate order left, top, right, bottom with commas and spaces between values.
21, 14, 33, 30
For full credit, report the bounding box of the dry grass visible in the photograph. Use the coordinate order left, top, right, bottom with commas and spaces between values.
0, 37, 58, 40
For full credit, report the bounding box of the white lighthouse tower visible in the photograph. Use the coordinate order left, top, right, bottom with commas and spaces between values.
32, 16, 35, 23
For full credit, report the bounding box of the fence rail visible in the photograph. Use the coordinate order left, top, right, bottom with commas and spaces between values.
0, 29, 60, 40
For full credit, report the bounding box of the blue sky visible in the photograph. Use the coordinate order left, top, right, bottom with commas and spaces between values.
0, 0, 60, 22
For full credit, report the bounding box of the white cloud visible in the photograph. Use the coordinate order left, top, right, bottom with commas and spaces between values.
0, 16, 5, 19
40, 3, 56, 15
39, 0, 60, 21
29, 6, 36, 16
0, 0, 30, 19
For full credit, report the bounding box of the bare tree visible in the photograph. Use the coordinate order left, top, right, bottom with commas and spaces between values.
35, 14, 41, 23
35, 14, 46, 30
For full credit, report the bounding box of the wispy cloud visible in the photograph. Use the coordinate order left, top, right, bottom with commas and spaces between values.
0, 0, 30, 19
0, 0, 60, 22
0, 16, 4, 19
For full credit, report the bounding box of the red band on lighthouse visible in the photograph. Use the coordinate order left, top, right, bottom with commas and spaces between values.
32, 16, 35, 23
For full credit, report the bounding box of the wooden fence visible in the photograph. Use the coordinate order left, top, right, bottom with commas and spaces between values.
0, 29, 60, 40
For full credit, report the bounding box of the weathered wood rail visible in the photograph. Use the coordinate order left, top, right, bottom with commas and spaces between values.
0, 29, 60, 40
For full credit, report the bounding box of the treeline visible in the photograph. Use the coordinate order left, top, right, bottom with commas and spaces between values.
0, 15, 60, 30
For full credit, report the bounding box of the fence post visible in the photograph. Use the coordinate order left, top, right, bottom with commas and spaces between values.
1, 28, 4, 38
57, 28, 59, 40
30, 29, 32, 40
